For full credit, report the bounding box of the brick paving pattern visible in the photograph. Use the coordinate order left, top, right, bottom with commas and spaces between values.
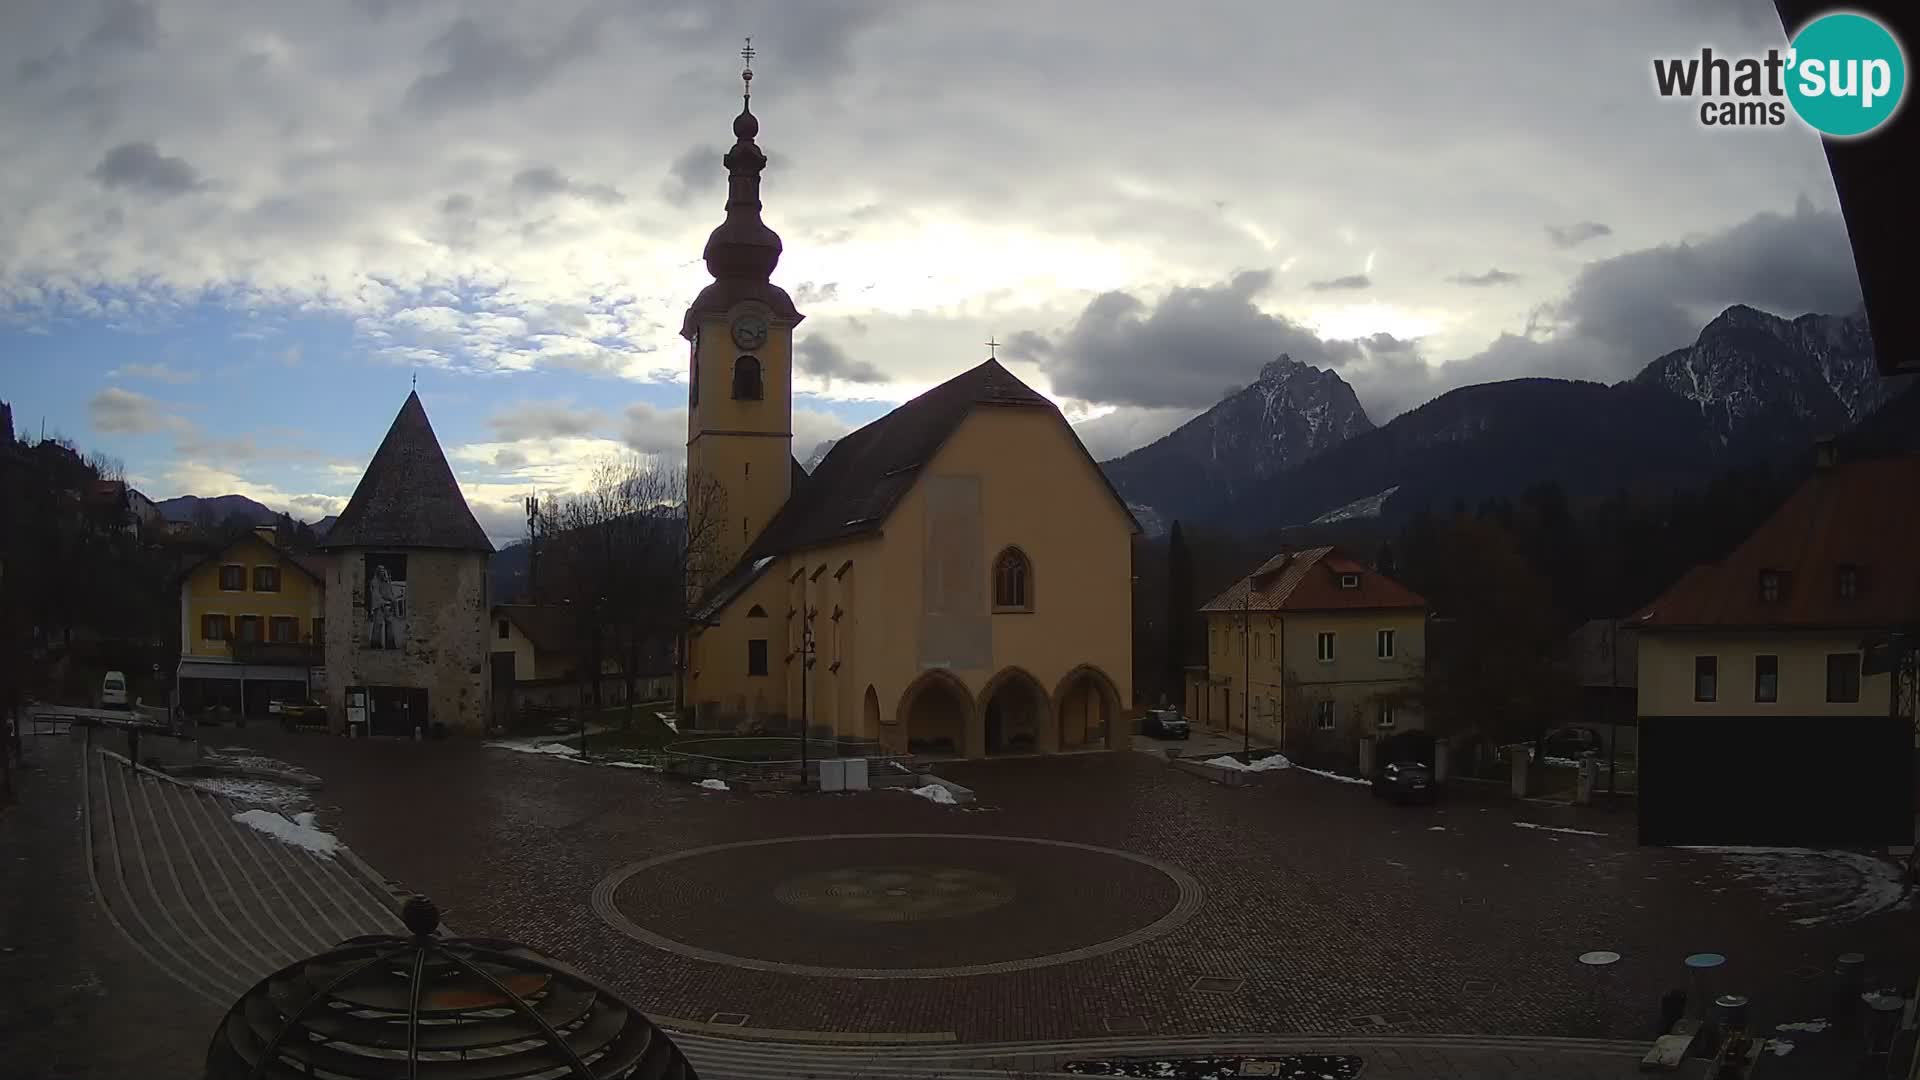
209, 732, 1919, 1047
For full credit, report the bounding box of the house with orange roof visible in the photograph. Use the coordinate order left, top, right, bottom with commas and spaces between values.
1191, 546, 1427, 765
1630, 444, 1917, 846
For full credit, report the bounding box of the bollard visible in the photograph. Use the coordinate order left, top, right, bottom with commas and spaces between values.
1864, 988, 1907, 1069
1711, 993, 1750, 1031
1510, 745, 1531, 798
1685, 953, 1727, 1021
1575, 753, 1597, 805
1833, 952, 1867, 1025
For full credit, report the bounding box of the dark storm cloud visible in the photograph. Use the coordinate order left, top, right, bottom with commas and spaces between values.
510, 165, 623, 205
1547, 221, 1613, 248
1306, 274, 1372, 292
796, 334, 884, 385
90, 141, 201, 196
1423, 200, 1863, 400
1019, 270, 1370, 411
87, 0, 158, 50
661, 144, 722, 208
404, 13, 601, 112
1449, 268, 1522, 287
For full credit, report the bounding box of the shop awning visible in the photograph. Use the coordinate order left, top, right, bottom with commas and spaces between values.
176, 660, 313, 683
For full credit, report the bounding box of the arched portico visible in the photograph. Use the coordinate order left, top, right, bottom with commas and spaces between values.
861, 685, 881, 741
1054, 664, 1123, 751
893, 668, 974, 758
979, 667, 1050, 755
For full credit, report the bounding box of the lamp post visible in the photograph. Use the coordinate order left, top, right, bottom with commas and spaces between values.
1242, 582, 1251, 760
799, 606, 816, 789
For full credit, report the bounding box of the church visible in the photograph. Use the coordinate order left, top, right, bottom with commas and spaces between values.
680, 55, 1138, 759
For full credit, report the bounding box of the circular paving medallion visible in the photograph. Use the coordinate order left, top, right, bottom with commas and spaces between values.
774, 865, 1016, 923
591, 833, 1204, 979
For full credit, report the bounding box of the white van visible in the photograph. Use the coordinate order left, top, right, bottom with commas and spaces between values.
101, 671, 129, 709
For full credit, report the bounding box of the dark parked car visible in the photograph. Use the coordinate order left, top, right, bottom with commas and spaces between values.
1141, 708, 1190, 739
1538, 725, 1604, 762
1371, 760, 1437, 803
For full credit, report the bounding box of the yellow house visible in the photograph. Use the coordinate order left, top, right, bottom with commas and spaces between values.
1191, 547, 1427, 762
1630, 448, 1917, 846
679, 75, 1137, 758
176, 525, 328, 716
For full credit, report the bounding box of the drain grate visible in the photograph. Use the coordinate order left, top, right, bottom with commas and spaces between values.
1189, 976, 1246, 993
1103, 1015, 1149, 1034
1461, 979, 1495, 995
1342, 1014, 1388, 1030
707, 1012, 750, 1026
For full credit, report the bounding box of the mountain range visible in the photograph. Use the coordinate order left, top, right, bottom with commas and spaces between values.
1102, 305, 1912, 536
155, 493, 335, 536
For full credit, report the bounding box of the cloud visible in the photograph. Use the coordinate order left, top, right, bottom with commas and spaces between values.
510, 165, 624, 206
88, 387, 193, 435
1015, 270, 1370, 411
88, 0, 160, 50
1073, 407, 1199, 462
620, 402, 685, 456
1546, 221, 1612, 248
1308, 274, 1372, 292
109, 361, 198, 383
485, 401, 609, 442
403, 13, 601, 113
90, 142, 201, 196
796, 334, 883, 386
661, 145, 723, 207
794, 281, 839, 305
1448, 268, 1521, 287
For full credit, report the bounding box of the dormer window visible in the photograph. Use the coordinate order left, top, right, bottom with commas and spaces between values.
1758, 570, 1782, 603
1339, 573, 1360, 589
732, 355, 763, 400
1836, 564, 1860, 600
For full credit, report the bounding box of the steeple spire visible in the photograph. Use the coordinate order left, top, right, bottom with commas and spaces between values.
681, 39, 802, 339
702, 36, 781, 284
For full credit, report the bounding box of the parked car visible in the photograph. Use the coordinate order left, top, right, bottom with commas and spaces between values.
1141, 708, 1191, 739
269, 696, 327, 730
1538, 725, 1604, 762
100, 671, 129, 709
1371, 759, 1437, 804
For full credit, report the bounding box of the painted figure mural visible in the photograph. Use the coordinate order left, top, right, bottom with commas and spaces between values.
365, 553, 408, 650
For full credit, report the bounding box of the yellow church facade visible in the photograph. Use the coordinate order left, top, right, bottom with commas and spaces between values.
679, 63, 1136, 758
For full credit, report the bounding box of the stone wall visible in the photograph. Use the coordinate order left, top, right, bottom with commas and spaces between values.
323, 549, 490, 735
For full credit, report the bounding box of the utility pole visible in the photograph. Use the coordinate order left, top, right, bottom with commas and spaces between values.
524, 494, 540, 601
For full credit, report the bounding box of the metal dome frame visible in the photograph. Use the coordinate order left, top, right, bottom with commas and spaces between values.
203, 897, 696, 1080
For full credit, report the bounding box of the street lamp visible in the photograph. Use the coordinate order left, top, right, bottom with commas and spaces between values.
1242, 579, 1251, 760
798, 606, 817, 789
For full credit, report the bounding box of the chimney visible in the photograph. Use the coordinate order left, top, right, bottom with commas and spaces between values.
1814, 438, 1839, 471
254, 524, 277, 547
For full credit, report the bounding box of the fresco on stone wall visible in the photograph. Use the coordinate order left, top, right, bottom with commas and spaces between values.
365, 553, 408, 650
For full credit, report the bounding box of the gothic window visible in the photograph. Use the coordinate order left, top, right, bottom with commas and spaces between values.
992, 547, 1032, 611
732, 355, 763, 400
689, 334, 699, 406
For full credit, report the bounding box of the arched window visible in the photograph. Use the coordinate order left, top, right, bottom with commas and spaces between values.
747, 604, 767, 618
992, 547, 1032, 611
732, 355, 763, 400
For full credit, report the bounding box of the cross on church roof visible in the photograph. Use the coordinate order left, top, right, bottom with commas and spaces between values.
741, 37, 754, 99
985, 336, 1001, 360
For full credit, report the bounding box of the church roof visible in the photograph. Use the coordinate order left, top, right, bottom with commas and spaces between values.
692, 360, 1139, 622
320, 391, 493, 553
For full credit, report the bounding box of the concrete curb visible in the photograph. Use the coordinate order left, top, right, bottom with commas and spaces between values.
1171, 757, 1251, 787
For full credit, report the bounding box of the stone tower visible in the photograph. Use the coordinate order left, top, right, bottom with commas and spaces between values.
318, 391, 494, 737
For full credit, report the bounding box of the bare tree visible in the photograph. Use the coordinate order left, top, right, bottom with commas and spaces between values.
537, 456, 731, 742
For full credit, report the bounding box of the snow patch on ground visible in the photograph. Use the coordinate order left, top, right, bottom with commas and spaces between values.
698, 778, 730, 792
1765, 1039, 1795, 1056
1201, 753, 1370, 786
601, 760, 662, 771
233, 809, 341, 858
909, 784, 957, 805
192, 776, 311, 811
1679, 846, 1908, 926
1428, 826, 1447, 832
485, 739, 581, 757
1515, 822, 1607, 837
1775, 1019, 1830, 1032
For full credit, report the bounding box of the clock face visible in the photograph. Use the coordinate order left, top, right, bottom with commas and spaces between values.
731, 314, 769, 350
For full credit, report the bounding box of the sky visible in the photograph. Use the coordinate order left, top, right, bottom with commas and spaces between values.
0, 0, 1870, 545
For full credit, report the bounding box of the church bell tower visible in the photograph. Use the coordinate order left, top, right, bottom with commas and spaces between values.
683, 39, 804, 572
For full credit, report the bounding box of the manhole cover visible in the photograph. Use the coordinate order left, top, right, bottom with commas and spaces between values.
707, 1012, 749, 1026
1580, 951, 1622, 966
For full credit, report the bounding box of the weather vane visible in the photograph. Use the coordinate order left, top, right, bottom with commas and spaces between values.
985, 335, 1001, 360
741, 37, 754, 100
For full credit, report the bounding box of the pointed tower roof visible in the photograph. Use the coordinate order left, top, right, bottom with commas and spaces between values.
320, 391, 493, 553
682, 40, 802, 338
